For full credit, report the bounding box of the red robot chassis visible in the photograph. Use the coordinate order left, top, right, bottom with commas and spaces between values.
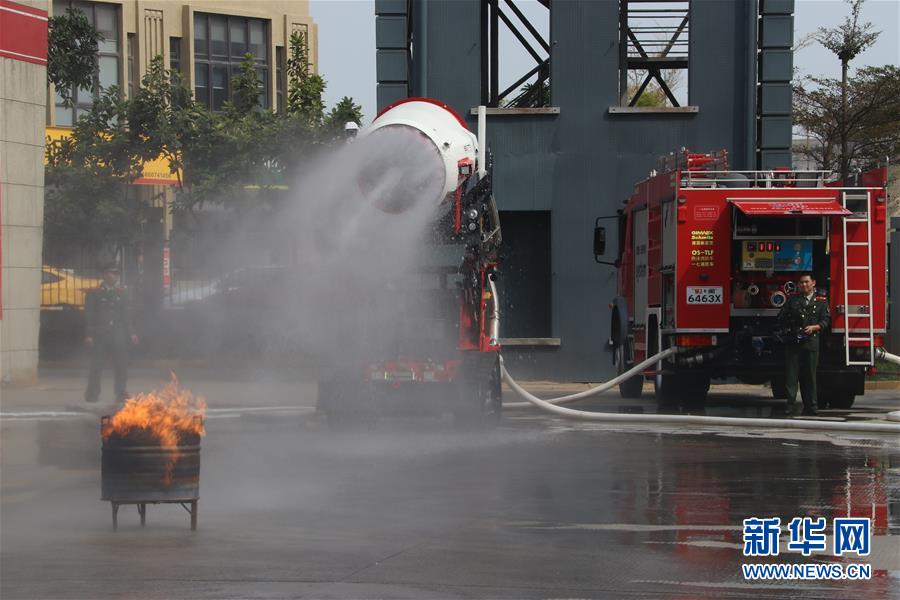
317, 99, 502, 427
595, 150, 888, 408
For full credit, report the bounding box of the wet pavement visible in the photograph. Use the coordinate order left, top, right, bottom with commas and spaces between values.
2, 386, 899, 599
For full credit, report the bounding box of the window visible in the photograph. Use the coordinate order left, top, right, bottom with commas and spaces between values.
481, 0, 551, 108
193, 12, 269, 110
127, 33, 136, 98
53, 1, 121, 125
170, 37, 182, 81
275, 46, 285, 113
618, 0, 690, 108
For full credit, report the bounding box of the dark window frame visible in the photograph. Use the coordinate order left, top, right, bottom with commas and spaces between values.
127, 33, 136, 98
170, 36, 182, 81
480, 0, 551, 108
617, 0, 691, 108
193, 12, 270, 111
53, 0, 121, 125
275, 45, 284, 113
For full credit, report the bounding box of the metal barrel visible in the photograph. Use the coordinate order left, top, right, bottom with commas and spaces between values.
100, 417, 201, 502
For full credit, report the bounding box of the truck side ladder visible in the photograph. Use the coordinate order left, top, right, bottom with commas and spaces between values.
840, 191, 875, 366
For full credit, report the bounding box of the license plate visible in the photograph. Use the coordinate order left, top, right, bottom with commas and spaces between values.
686, 286, 723, 304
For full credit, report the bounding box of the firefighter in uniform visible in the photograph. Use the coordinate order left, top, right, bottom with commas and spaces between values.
777, 273, 830, 416
84, 264, 139, 403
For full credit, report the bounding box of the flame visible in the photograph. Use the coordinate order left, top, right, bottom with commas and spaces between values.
102, 372, 206, 485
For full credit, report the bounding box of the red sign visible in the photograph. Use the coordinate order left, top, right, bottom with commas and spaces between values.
731, 199, 851, 216
162, 245, 171, 290
693, 206, 720, 221
0, 0, 48, 66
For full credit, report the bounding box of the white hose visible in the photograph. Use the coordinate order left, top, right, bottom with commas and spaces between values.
876, 347, 900, 366
502, 347, 679, 409
499, 356, 900, 434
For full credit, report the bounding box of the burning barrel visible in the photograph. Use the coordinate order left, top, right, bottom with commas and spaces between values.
99, 374, 206, 531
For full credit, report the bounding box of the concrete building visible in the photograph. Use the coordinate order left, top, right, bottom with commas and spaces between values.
377, 0, 796, 379
46, 0, 319, 240
2, 0, 318, 385
47, 0, 318, 126
1, 0, 49, 385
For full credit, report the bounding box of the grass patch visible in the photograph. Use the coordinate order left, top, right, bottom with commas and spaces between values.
871, 358, 900, 380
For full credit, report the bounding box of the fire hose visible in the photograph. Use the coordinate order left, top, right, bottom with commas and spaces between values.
874, 348, 900, 424
499, 352, 900, 434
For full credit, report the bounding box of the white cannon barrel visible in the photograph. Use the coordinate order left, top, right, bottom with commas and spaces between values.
358, 98, 478, 214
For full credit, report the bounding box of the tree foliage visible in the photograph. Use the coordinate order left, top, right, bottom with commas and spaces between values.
44, 86, 143, 246
229, 54, 262, 116
45, 29, 362, 246
286, 31, 326, 125
504, 80, 551, 108
324, 96, 363, 135
47, 7, 102, 107
815, 0, 880, 64
793, 66, 900, 172
811, 0, 882, 179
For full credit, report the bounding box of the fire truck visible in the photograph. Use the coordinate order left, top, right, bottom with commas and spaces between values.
594, 150, 888, 409
317, 99, 503, 427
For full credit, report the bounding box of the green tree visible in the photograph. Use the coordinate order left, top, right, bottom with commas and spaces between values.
794, 66, 900, 174
47, 6, 102, 107
505, 80, 551, 108
815, 0, 881, 180
229, 53, 262, 116
286, 31, 326, 125
127, 56, 198, 189
44, 86, 144, 248
324, 96, 363, 136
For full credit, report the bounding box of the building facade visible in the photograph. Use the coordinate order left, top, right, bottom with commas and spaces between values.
2, 0, 318, 384
1, 0, 48, 385
47, 0, 318, 127
377, 0, 795, 380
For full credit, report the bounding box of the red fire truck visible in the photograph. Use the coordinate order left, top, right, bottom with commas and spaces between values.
594, 150, 888, 409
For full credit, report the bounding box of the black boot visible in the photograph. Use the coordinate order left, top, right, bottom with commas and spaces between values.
802, 404, 818, 417
784, 403, 797, 417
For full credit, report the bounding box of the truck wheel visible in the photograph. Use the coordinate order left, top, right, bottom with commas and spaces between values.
654, 373, 684, 408
615, 344, 644, 399
822, 392, 855, 410
319, 382, 374, 430
454, 355, 502, 429
770, 375, 788, 400
655, 372, 708, 408
684, 374, 710, 409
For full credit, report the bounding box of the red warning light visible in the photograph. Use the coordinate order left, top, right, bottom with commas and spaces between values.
767, 242, 774, 251
775, 243, 781, 251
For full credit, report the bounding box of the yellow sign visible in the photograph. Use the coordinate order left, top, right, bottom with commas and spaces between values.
690, 229, 715, 267
45, 127, 180, 186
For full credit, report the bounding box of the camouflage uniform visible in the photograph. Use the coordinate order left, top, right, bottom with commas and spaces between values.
777, 291, 830, 415
84, 283, 134, 402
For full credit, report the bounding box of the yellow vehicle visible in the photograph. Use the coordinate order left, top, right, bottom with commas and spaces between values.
41, 266, 102, 310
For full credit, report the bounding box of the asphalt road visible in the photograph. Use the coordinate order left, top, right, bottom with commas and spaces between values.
2, 382, 899, 599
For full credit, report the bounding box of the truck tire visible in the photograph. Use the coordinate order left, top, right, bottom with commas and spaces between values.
319, 382, 375, 430
770, 375, 788, 399
818, 390, 856, 410
817, 373, 862, 410
454, 354, 502, 429
615, 343, 643, 399
655, 372, 709, 408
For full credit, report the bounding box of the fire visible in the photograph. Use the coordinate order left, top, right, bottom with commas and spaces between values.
102, 372, 206, 485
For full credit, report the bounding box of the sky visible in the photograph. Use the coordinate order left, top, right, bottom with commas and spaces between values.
309, 0, 900, 124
